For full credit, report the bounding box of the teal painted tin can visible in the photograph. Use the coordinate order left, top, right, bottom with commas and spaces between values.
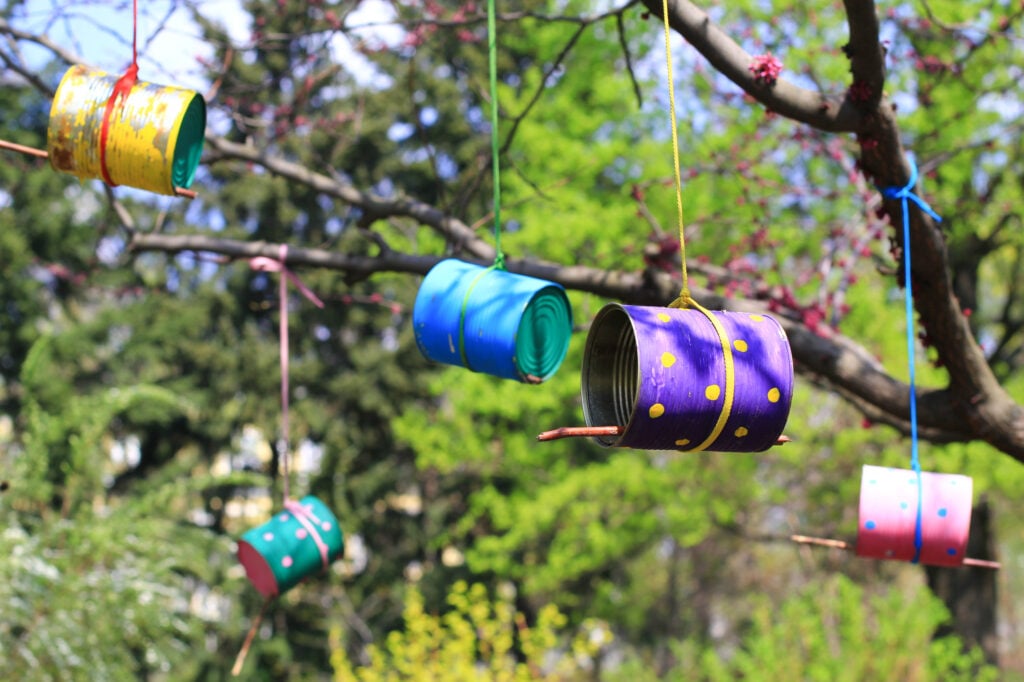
237, 496, 344, 598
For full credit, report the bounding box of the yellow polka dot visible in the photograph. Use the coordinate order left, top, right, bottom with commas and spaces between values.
767, 387, 781, 403
735, 426, 749, 437
649, 403, 665, 418
749, 314, 765, 322
657, 313, 671, 322
661, 352, 676, 368
675, 438, 690, 447
705, 385, 721, 401
733, 339, 748, 352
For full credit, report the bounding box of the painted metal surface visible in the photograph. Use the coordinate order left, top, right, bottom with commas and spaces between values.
237, 496, 344, 598
47, 64, 205, 195
581, 304, 793, 452
412, 259, 572, 383
856, 465, 973, 567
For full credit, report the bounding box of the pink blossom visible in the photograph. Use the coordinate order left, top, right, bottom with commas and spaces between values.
748, 52, 783, 85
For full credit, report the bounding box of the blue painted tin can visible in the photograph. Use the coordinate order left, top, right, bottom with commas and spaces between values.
412, 259, 572, 382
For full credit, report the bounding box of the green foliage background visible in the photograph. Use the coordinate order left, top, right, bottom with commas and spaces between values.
1, 0, 1022, 679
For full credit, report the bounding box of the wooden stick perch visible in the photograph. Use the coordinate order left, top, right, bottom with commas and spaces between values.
537, 425, 624, 441
0, 139, 197, 199
231, 598, 272, 676
789, 534, 1001, 570
537, 425, 792, 445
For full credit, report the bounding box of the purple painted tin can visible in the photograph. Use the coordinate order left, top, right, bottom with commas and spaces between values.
581, 304, 793, 452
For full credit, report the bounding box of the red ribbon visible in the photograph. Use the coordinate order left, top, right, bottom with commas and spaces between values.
98, 0, 140, 187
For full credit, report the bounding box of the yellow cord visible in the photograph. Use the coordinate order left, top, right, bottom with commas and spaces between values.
660, 1, 735, 451
685, 305, 736, 452
662, 0, 691, 306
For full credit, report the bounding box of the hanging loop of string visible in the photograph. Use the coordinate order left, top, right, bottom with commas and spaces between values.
249, 245, 325, 504
486, 0, 506, 270
660, 0, 691, 307
99, 0, 140, 187
235, 247, 326, 678
657, 0, 738, 447
882, 157, 942, 564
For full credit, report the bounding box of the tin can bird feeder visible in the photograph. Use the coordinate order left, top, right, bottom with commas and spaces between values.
856, 464, 973, 567
237, 496, 345, 599
47, 64, 206, 196
565, 303, 793, 452
412, 259, 573, 383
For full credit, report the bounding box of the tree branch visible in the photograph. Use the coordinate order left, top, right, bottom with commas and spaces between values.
643, 0, 1024, 458
639, 0, 861, 131
128, 230, 994, 456
204, 135, 495, 261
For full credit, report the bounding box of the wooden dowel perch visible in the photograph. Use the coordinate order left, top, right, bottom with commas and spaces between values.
537, 425, 791, 446
0, 139, 197, 199
0, 139, 48, 159
537, 426, 624, 441
231, 598, 271, 676
790, 534, 1001, 570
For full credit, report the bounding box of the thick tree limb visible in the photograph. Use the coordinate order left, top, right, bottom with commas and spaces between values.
639, 0, 860, 131
6, 7, 1024, 460
129, 231, 984, 454
640, 0, 1024, 457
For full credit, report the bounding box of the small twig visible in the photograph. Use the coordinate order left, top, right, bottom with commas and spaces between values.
204, 46, 234, 102
615, 11, 643, 109
0, 139, 197, 199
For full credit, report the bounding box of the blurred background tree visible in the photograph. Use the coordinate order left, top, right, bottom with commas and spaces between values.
1, 0, 1022, 679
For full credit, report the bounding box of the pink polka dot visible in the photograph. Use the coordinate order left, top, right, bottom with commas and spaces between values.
296, 528, 308, 539
262, 532, 274, 542
282, 556, 293, 568
279, 514, 289, 522
321, 522, 332, 531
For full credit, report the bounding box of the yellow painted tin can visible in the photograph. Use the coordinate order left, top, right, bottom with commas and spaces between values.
47, 64, 206, 196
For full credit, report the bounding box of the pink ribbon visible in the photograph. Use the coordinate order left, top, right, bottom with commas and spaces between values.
284, 498, 332, 571
249, 244, 324, 502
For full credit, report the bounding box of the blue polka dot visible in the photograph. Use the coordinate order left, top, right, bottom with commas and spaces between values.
938, 508, 947, 517
900, 502, 908, 509
865, 520, 877, 530
908, 478, 917, 485
868, 479, 876, 485
947, 548, 958, 556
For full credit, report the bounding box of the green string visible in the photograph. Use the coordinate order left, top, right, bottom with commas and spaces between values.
487, 0, 505, 270
457, 264, 498, 371
454, 0, 505, 372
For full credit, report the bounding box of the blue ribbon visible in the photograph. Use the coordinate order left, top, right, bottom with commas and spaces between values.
882, 157, 942, 565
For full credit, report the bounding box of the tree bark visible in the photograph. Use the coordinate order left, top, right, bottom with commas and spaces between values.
925, 497, 999, 666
